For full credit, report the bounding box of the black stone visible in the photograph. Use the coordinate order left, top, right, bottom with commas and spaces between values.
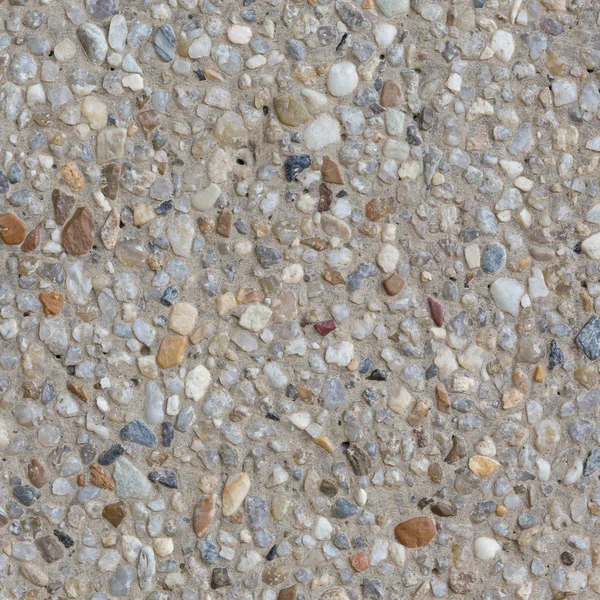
120, 419, 158, 447
148, 470, 179, 488
425, 364, 438, 380
284, 154, 311, 181
54, 529, 75, 549
98, 443, 125, 465
549, 340, 564, 370
266, 545, 277, 561
367, 369, 388, 381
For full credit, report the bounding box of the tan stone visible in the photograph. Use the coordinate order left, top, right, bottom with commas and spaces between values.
39, 291, 65, 316
100, 209, 120, 250
394, 516, 436, 548
60, 162, 85, 190
90, 464, 115, 491
156, 335, 187, 368
169, 303, 198, 336
321, 156, 344, 184
468, 455, 500, 478
222, 472, 251, 517
274, 94, 310, 127
502, 388, 524, 409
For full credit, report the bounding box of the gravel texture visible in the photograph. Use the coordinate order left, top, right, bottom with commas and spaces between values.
0, 0, 600, 599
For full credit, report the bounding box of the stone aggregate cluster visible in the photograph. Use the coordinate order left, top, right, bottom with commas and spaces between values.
0, 0, 600, 599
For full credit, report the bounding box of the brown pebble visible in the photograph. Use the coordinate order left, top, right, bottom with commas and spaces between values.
394, 516, 436, 548
101, 163, 121, 199
67, 380, 88, 402
62, 207, 95, 255
216, 209, 233, 237
0, 213, 27, 245
380, 80, 402, 107
383, 273, 405, 296
52, 189, 75, 224
349, 551, 370, 572
21, 221, 43, 252
322, 268, 346, 286
427, 297, 444, 326
39, 291, 65, 316
321, 156, 344, 184
28, 458, 50, 488
157, 335, 187, 368
102, 501, 128, 527
534, 365, 547, 383
89, 464, 115, 491
278, 585, 297, 600
365, 198, 393, 221
193, 496, 216, 539
77, 473, 86, 486
435, 383, 450, 412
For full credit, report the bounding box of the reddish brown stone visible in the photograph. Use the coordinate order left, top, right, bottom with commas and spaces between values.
193, 496, 216, 539
394, 516, 436, 548
39, 291, 65, 316
321, 156, 344, 184
427, 297, 444, 326
278, 585, 297, 600
90, 464, 115, 491
103, 501, 128, 527
383, 273, 405, 296
21, 221, 43, 252
0, 213, 27, 245
216, 209, 232, 237
380, 80, 402, 107
28, 458, 50, 488
315, 319, 336, 336
349, 551, 370, 572
52, 189, 75, 225
62, 207, 95, 255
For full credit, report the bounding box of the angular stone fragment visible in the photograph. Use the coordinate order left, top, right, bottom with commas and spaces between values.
394, 516, 436, 548
113, 457, 152, 498
322, 156, 344, 184
576, 316, 600, 361
52, 189, 75, 225
77, 23, 108, 64
39, 291, 65, 316
103, 500, 128, 527
62, 207, 95, 255
35, 535, 65, 563
97, 128, 127, 163
100, 208, 120, 250
90, 463, 115, 490
120, 419, 158, 447
21, 221, 43, 252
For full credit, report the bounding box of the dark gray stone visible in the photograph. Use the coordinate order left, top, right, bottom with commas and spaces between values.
576, 316, 600, 361
584, 447, 600, 477
255, 245, 282, 268
153, 25, 176, 62
481, 244, 506, 274
98, 443, 124, 465
331, 497, 358, 518
120, 419, 158, 447
13, 485, 41, 506
549, 339, 565, 370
